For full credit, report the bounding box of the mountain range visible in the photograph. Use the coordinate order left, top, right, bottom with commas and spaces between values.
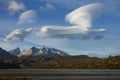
8, 46, 68, 57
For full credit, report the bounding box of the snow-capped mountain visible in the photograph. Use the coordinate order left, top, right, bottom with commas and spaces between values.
19, 47, 68, 56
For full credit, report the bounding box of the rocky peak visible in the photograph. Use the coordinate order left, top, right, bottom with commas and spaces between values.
9, 47, 21, 56
31, 47, 37, 49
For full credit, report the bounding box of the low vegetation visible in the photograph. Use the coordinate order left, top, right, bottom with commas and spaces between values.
0, 55, 120, 69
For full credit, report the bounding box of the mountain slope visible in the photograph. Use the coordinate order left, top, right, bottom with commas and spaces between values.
0, 47, 15, 61
0, 47, 14, 57
0, 47, 20, 69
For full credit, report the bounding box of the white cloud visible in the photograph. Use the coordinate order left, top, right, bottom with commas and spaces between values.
7, 0, 25, 15
37, 3, 106, 40
40, 3, 55, 10
66, 3, 104, 29
17, 10, 37, 25
4, 28, 32, 42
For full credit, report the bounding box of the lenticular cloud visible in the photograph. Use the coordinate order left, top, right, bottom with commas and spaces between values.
4, 28, 32, 42
37, 3, 106, 40
66, 3, 104, 30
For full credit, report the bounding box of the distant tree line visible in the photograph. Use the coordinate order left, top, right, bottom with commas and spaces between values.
0, 55, 120, 69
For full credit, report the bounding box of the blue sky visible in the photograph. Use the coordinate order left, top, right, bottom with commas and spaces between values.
0, 0, 120, 57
